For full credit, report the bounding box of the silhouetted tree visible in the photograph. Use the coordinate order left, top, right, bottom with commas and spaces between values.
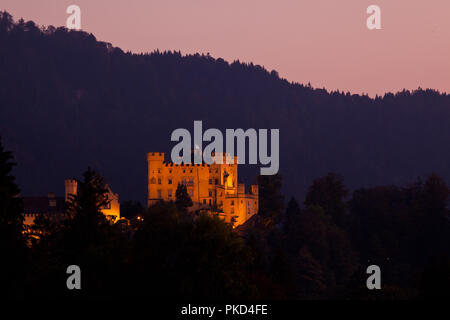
130, 201, 257, 299
257, 174, 284, 227
296, 246, 327, 298
64, 168, 110, 246
305, 173, 348, 227
0, 136, 28, 297
419, 256, 450, 300
175, 183, 193, 213
120, 200, 143, 219
56, 168, 127, 298
285, 197, 301, 235
419, 174, 449, 257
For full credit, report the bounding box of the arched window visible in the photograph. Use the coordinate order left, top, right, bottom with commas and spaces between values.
150, 177, 156, 184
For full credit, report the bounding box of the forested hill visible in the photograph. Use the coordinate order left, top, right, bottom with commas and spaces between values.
1, 11, 450, 202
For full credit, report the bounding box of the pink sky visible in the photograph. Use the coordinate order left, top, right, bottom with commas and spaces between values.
2, 0, 449, 96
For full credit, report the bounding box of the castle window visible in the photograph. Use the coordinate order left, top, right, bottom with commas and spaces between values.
209, 199, 211, 205
209, 179, 212, 185
215, 179, 219, 185
182, 178, 186, 184
150, 177, 156, 184
169, 169, 172, 174
157, 190, 162, 198
189, 189, 193, 197
158, 169, 161, 173
168, 178, 172, 184
203, 199, 206, 204
190, 169, 192, 173
209, 191, 212, 197
189, 178, 193, 183
158, 178, 161, 184
216, 169, 218, 173
231, 208, 234, 214
231, 200, 234, 206
183, 169, 186, 173
168, 189, 173, 197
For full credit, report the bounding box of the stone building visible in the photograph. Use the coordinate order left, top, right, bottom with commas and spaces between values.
64, 178, 121, 222
23, 192, 67, 225
22, 179, 120, 225
147, 152, 258, 226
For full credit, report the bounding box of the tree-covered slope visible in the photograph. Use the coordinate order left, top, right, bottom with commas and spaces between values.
1, 11, 449, 202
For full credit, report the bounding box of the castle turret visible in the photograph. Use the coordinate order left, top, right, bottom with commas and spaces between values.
147, 152, 165, 206
64, 178, 78, 202
250, 184, 258, 196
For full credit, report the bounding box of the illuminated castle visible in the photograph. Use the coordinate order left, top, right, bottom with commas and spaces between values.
147, 152, 258, 226
64, 178, 120, 222
22, 179, 120, 226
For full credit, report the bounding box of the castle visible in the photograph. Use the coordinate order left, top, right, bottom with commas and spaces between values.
22, 152, 258, 227
22, 179, 120, 225
147, 152, 258, 226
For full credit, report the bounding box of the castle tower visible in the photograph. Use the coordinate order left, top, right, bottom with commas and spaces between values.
64, 178, 78, 202
147, 152, 165, 207
250, 184, 258, 196
210, 152, 238, 192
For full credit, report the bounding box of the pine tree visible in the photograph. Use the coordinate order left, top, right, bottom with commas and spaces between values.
0, 137, 28, 297
305, 172, 348, 227
64, 167, 110, 249
0, 137, 23, 227
257, 173, 284, 227
175, 183, 193, 213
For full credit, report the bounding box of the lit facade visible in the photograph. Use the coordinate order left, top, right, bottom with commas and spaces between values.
22, 180, 121, 225
64, 178, 121, 222
147, 152, 258, 226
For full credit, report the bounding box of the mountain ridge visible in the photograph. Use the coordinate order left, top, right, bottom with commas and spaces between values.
1, 11, 449, 203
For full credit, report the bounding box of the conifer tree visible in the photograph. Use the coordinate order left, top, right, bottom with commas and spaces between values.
175, 183, 193, 213
0, 137, 28, 297
257, 173, 284, 226
64, 167, 110, 249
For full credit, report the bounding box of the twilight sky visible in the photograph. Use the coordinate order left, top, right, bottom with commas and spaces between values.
2, 0, 449, 96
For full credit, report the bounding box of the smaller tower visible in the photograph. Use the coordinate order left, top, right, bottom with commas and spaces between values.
250, 184, 258, 196
147, 152, 165, 206
64, 178, 78, 202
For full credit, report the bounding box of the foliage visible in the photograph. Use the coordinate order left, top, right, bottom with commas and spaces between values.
0, 137, 28, 298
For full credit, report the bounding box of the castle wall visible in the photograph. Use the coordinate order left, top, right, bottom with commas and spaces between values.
147, 152, 258, 226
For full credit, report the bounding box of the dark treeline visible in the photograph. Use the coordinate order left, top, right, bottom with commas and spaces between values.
1, 138, 449, 300
1, 11, 450, 203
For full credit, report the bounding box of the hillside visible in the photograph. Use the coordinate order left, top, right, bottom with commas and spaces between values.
0, 11, 449, 203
